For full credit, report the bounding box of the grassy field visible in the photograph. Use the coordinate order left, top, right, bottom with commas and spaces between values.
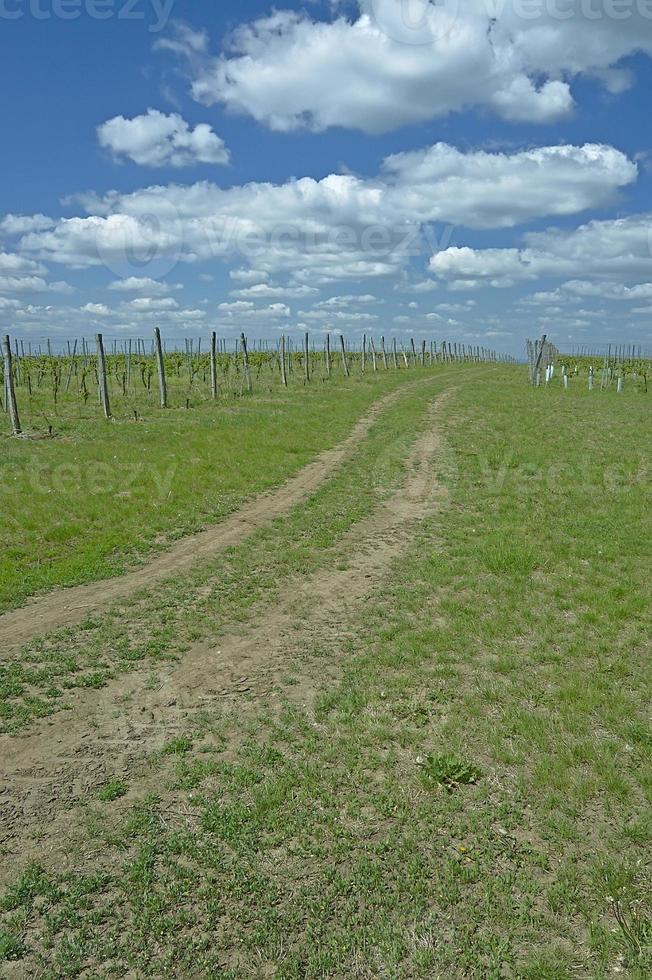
1, 367, 650, 977
0, 360, 422, 613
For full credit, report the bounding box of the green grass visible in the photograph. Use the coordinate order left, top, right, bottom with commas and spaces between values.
1, 370, 650, 977
0, 360, 428, 613
97, 779, 129, 803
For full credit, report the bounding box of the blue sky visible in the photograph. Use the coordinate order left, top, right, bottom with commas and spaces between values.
1, 0, 652, 354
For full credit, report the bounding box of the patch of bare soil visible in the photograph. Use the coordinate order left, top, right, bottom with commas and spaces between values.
0, 390, 452, 890
0, 386, 409, 654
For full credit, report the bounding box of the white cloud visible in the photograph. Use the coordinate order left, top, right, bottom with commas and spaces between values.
299, 308, 378, 322
430, 246, 540, 283
231, 282, 318, 299
435, 300, 477, 312
381, 143, 635, 228
315, 293, 378, 308
219, 300, 253, 312
218, 300, 291, 319
430, 213, 652, 286
522, 279, 652, 303
0, 252, 45, 275
0, 275, 73, 295
400, 279, 439, 293
97, 109, 230, 167
82, 302, 111, 315
0, 214, 54, 235
172, 3, 652, 133
109, 276, 183, 294
5, 300, 208, 335
128, 296, 179, 310
17, 143, 635, 286
229, 268, 269, 282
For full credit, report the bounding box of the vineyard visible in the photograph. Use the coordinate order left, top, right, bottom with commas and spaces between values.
527, 335, 651, 391
2, 332, 512, 435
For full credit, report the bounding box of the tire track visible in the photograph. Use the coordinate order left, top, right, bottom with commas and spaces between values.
0, 387, 455, 888
0, 382, 423, 653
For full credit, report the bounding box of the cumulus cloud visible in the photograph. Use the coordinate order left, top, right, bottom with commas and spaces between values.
299, 308, 378, 322
0, 214, 54, 235
218, 300, 291, 319
397, 278, 439, 293
522, 279, 652, 304
16, 143, 635, 287
314, 294, 378, 308
165, 3, 652, 132
0, 273, 73, 295
82, 302, 111, 315
97, 109, 230, 167
108, 276, 183, 294
128, 296, 179, 310
429, 213, 652, 286
0, 252, 45, 275
229, 268, 269, 282
5, 299, 208, 336
230, 282, 319, 299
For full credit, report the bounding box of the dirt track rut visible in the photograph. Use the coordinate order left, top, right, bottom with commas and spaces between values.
0, 387, 454, 888
0, 386, 408, 653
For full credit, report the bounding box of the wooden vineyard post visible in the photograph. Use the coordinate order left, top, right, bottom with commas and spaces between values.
369, 337, 378, 372
279, 333, 288, 388
304, 331, 310, 384
280, 335, 288, 387
325, 334, 331, 378
381, 336, 388, 370
410, 338, 417, 365
210, 331, 218, 400
532, 334, 547, 386
154, 327, 168, 408
362, 334, 366, 373
392, 338, 399, 370
95, 333, 111, 419
421, 340, 427, 367
340, 334, 350, 377
13, 339, 21, 386
64, 339, 77, 393
2, 335, 21, 435
241, 333, 253, 393
126, 339, 132, 392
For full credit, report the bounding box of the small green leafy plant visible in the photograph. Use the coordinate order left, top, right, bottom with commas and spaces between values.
419, 753, 481, 792
97, 778, 128, 803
